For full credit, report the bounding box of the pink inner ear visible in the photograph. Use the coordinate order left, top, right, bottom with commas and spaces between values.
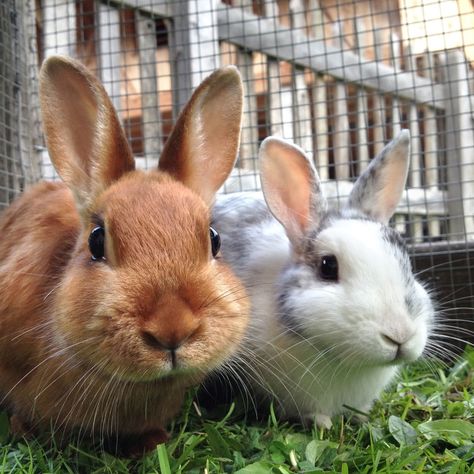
376, 157, 409, 223
42, 63, 99, 183
157, 67, 243, 206
40, 56, 135, 215
262, 140, 313, 238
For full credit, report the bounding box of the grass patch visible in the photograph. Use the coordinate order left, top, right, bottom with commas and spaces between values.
0, 347, 473, 473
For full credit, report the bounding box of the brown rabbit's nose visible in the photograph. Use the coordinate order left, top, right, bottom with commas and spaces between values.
141, 294, 199, 351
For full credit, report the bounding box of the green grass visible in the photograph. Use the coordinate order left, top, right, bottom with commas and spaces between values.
0, 347, 473, 473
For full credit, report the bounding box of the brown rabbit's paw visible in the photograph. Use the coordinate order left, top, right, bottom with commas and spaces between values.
9, 414, 34, 439
119, 428, 170, 458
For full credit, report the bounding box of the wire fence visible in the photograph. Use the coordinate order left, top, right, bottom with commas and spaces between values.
0, 0, 41, 209
1, 0, 473, 338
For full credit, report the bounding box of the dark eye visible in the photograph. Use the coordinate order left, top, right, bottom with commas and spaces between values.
209, 227, 221, 257
89, 226, 105, 261
320, 255, 338, 281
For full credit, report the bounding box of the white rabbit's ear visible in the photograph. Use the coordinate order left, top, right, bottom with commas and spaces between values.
347, 129, 410, 224
39, 56, 135, 216
158, 66, 243, 206
260, 137, 327, 244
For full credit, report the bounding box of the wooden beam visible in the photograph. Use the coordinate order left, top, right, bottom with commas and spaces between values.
108, 0, 170, 18
234, 1, 258, 169
42, 0, 76, 57
136, 12, 162, 164
168, 0, 219, 118
332, 21, 350, 181
290, 0, 312, 154
97, 2, 122, 112
308, 0, 328, 178
263, 1, 284, 137
217, 4, 445, 109
354, 18, 369, 174
371, 28, 386, 155
443, 51, 474, 241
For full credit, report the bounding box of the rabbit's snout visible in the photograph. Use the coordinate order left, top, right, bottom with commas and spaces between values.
379, 322, 420, 361
380, 328, 414, 347
140, 294, 200, 355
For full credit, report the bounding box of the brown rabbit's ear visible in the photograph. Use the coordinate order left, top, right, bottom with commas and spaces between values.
158, 66, 243, 205
39, 56, 135, 215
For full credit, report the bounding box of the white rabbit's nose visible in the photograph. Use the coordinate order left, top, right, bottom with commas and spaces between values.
380, 326, 418, 361
380, 318, 416, 344
380, 329, 414, 345
380, 333, 402, 359
381, 333, 403, 347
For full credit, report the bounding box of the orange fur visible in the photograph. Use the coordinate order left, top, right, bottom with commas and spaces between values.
0, 56, 248, 452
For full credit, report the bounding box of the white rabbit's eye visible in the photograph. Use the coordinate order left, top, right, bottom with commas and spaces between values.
89, 226, 105, 261
210, 226, 221, 257
320, 255, 338, 281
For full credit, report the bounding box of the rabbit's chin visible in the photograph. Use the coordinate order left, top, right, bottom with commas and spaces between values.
309, 327, 427, 368
92, 361, 202, 384
254, 336, 401, 424
62, 342, 225, 384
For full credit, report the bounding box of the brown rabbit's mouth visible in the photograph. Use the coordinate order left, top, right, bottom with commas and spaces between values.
87, 355, 203, 384
77, 338, 221, 384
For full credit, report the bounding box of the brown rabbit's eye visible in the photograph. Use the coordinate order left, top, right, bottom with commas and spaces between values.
210, 226, 221, 257
89, 226, 105, 261
320, 255, 338, 281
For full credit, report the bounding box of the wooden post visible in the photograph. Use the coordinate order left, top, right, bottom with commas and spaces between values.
423, 52, 441, 237
407, 101, 424, 241
404, 46, 422, 189
40, 0, 76, 182
290, 0, 312, 154
390, 33, 402, 136
308, 0, 329, 179
97, 2, 122, 113
389, 32, 405, 235
371, 28, 386, 154
168, 0, 220, 120
312, 77, 328, 179
136, 12, 162, 166
264, 1, 284, 137
42, 0, 76, 58
354, 18, 369, 173
443, 50, 474, 241
266, 63, 283, 137
332, 21, 350, 180
234, 0, 258, 170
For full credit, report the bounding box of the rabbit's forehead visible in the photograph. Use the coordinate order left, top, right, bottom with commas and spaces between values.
99, 172, 208, 226
316, 219, 411, 280
93, 172, 210, 263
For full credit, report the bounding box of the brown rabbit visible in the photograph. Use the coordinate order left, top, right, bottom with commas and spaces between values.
0, 56, 249, 454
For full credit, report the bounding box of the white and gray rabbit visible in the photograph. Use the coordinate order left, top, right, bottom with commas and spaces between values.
212, 130, 434, 428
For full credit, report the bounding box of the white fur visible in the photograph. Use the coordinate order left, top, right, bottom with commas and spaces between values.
232, 216, 431, 424
213, 132, 434, 427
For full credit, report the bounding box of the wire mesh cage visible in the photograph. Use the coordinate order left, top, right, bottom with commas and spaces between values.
1, 0, 473, 341
0, 0, 41, 210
